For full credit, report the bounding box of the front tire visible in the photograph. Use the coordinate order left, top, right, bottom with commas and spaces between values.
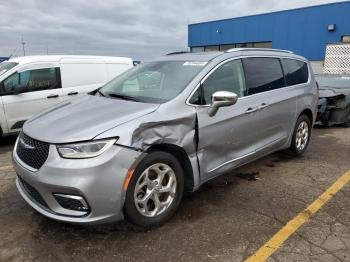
124, 151, 184, 228
290, 115, 311, 156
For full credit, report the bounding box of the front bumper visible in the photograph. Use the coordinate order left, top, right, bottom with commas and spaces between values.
316, 97, 349, 126
13, 138, 143, 224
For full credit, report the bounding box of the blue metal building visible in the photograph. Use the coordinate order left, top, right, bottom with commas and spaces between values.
188, 1, 350, 61
0, 57, 9, 62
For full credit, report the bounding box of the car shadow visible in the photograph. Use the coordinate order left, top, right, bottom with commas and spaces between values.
0, 135, 18, 146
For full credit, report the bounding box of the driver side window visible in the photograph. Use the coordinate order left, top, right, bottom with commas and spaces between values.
3, 73, 19, 92
2, 67, 60, 94
201, 59, 246, 104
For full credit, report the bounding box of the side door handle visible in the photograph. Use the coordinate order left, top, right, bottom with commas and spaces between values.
68, 91, 79, 96
245, 107, 259, 114
258, 103, 269, 110
47, 94, 59, 99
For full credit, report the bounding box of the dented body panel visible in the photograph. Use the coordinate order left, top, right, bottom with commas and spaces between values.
317, 89, 350, 126
315, 75, 350, 126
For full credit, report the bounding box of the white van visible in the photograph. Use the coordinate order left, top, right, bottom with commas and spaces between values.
0, 55, 133, 136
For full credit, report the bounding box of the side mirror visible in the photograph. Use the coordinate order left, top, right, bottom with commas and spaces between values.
11, 84, 28, 95
208, 91, 238, 117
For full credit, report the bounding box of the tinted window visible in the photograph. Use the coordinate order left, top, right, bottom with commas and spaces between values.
2, 67, 60, 94
200, 59, 246, 104
243, 57, 285, 95
282, 59, 308, 86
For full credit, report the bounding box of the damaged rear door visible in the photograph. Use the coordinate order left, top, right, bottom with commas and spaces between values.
191, 59, 260, 182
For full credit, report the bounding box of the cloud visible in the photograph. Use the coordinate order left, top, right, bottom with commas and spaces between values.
0, 0, 345, 60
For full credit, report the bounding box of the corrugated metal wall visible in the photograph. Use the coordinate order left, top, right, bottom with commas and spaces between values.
188, 1, 350, 60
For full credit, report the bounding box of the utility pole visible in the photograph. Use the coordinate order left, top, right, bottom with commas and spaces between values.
46, 45, 49, 55
9, 47, 18, 58
21, 35, 26, 56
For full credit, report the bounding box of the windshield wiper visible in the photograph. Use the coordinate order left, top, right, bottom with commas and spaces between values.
97, 90, 105, 97
107, 92, 140, 102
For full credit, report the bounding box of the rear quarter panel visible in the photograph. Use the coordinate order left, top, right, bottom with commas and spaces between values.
296, 63, 318, 125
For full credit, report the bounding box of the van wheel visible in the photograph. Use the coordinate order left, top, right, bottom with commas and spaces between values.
124, 151, 184, 228
290, 115, 311, 156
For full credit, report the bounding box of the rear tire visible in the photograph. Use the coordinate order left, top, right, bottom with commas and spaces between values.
290, 115, 311, 156
124, 151, 184, 229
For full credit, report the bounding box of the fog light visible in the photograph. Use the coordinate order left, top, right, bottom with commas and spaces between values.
53, 193, 90, 212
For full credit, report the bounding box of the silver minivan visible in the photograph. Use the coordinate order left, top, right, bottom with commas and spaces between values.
13, 49, 318, 228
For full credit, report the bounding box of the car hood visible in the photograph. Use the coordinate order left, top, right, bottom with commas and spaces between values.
319, 88, 350, 98
23, 95, 159, 143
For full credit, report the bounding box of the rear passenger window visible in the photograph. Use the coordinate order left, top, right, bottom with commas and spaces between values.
243, 57, 285, 95
282, 59, 309, 86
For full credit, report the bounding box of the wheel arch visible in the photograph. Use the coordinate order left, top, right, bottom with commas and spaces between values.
286, 108, 314, 149
298, 108, 313, 124
147, 144, 195, 191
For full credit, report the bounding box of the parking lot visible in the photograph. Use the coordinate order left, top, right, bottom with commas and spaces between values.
0, 127, 349, 262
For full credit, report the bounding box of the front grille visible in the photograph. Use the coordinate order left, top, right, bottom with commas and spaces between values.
16, 132, 49, 170
18, 176, 49, 209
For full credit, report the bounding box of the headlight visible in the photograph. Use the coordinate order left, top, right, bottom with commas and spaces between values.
57, 139, 117, 159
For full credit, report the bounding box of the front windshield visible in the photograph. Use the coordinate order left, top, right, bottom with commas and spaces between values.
316, 75, 350, 89
99, 60, 207, 103
0, 62, 18, 76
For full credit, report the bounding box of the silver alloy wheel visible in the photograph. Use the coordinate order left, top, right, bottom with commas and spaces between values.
296, 120, 309, 151
134, 163, 177, 217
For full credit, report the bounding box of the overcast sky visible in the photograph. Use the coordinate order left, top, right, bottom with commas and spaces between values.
0, 0, 346, 60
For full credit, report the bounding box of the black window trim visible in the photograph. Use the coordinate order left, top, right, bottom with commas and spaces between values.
0, 67, 62, 96
278, 58, 288, 87
186, 55, 310, 107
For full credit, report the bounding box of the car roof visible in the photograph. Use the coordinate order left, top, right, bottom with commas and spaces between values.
7, 55, 133, 64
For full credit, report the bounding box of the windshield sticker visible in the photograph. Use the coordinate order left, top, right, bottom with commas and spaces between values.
341, 76, 350, 79
183, 61, 207, 66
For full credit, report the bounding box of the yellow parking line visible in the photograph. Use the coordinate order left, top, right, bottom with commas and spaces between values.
246, 170, 350, 262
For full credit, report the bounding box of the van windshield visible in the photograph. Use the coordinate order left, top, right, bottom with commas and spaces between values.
0, 62, 18, 76
99, 61, 207, 103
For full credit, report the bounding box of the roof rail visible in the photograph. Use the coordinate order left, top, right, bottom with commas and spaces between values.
225, 48, 293, 54
166, 51, 190, 56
